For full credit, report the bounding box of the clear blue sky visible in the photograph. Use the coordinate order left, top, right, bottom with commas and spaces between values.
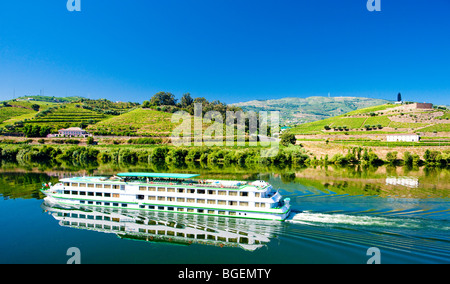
1, 0, 449, 105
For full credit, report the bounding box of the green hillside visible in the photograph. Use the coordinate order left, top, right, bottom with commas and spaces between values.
232, 96, 390, 125
2, 95, 448, 139
25, 103, 110, 128
290, 103, 450, 135
0, 100, 60, 128
0, 94, 236, 137
0, 107, 35, 124
15, 95, 84, 103
0, 97, 138, 135
86, 108, 176, 136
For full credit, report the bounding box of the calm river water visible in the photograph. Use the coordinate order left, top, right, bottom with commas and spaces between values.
0, 165, 449, 264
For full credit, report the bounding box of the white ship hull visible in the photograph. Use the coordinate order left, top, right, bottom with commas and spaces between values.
41, 173, 291, 221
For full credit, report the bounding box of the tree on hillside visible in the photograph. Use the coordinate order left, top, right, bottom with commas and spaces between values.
397, 92, 402, 102
142, 100, 151, 108
193, 97, 208, 105
23, 124, 51, 137
31, 104, 40, 111
186, 97, 209, 115
180, 93, 194, 108
150, 92, 177, 106
205, 100, 227, 115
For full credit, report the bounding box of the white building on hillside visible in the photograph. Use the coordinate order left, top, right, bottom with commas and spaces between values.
387, 134, 420, 142
47, 127, 91, 138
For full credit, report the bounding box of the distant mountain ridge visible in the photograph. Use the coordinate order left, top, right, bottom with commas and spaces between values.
14, 95, 85, 103
231, 96, 391, 125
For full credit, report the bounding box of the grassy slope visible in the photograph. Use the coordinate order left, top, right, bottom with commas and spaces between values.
233, 96, 390, 124
0, 107, 35, 124
0, 98, 138, 132
87, 108, 176, 136
2, 99, 191, 136
0, 101, 61, 126
2, 97, 449, 137
290, 104, 450, 135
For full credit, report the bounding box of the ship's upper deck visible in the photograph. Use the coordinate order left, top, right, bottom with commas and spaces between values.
60, 173, 272, 191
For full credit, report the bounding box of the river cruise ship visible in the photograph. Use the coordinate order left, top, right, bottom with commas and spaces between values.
41, 173, 291, 221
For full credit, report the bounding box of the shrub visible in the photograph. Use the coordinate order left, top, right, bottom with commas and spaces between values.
291, 151, 309, 166
165, 148, 188, 165
186, 148, 204, 162
127, 138, 162, 145
403, 151, 413, 166
87, 136, 94, 145
97, 152, 111, 163
280, 133, 296, 146
65, 139, 80, 145
424, 149, 442, 165
119, 149, 137, 164
150, 147, 168, 163
330, 153, 348, 165
271, 152, 290, 166
386, 151, 398, 165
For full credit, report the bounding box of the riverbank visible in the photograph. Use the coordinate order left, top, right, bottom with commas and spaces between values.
296, 139, 450, 162
2, 133, 450, 163
0, 137, 449, 169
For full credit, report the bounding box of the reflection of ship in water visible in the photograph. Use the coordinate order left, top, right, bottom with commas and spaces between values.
42, 201, 281, 251
385, 176, 419, 188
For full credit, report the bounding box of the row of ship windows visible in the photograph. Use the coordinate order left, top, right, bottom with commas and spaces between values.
64, 183, 259, 197
64, 190, 266, 208
77, 200, 256, 214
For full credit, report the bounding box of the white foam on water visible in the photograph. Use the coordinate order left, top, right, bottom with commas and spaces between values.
287, 211, 422, 229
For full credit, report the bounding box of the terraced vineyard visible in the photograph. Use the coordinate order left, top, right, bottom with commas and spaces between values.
24, 104, 109, 129
2, 96, 448, 139
0, 96, 229, 137
290, 103, 450, 135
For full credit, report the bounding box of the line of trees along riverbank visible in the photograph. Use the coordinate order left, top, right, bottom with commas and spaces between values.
0, 144, 448, 169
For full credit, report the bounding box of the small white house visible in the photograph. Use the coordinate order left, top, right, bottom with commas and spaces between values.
387, 134, 420, 142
